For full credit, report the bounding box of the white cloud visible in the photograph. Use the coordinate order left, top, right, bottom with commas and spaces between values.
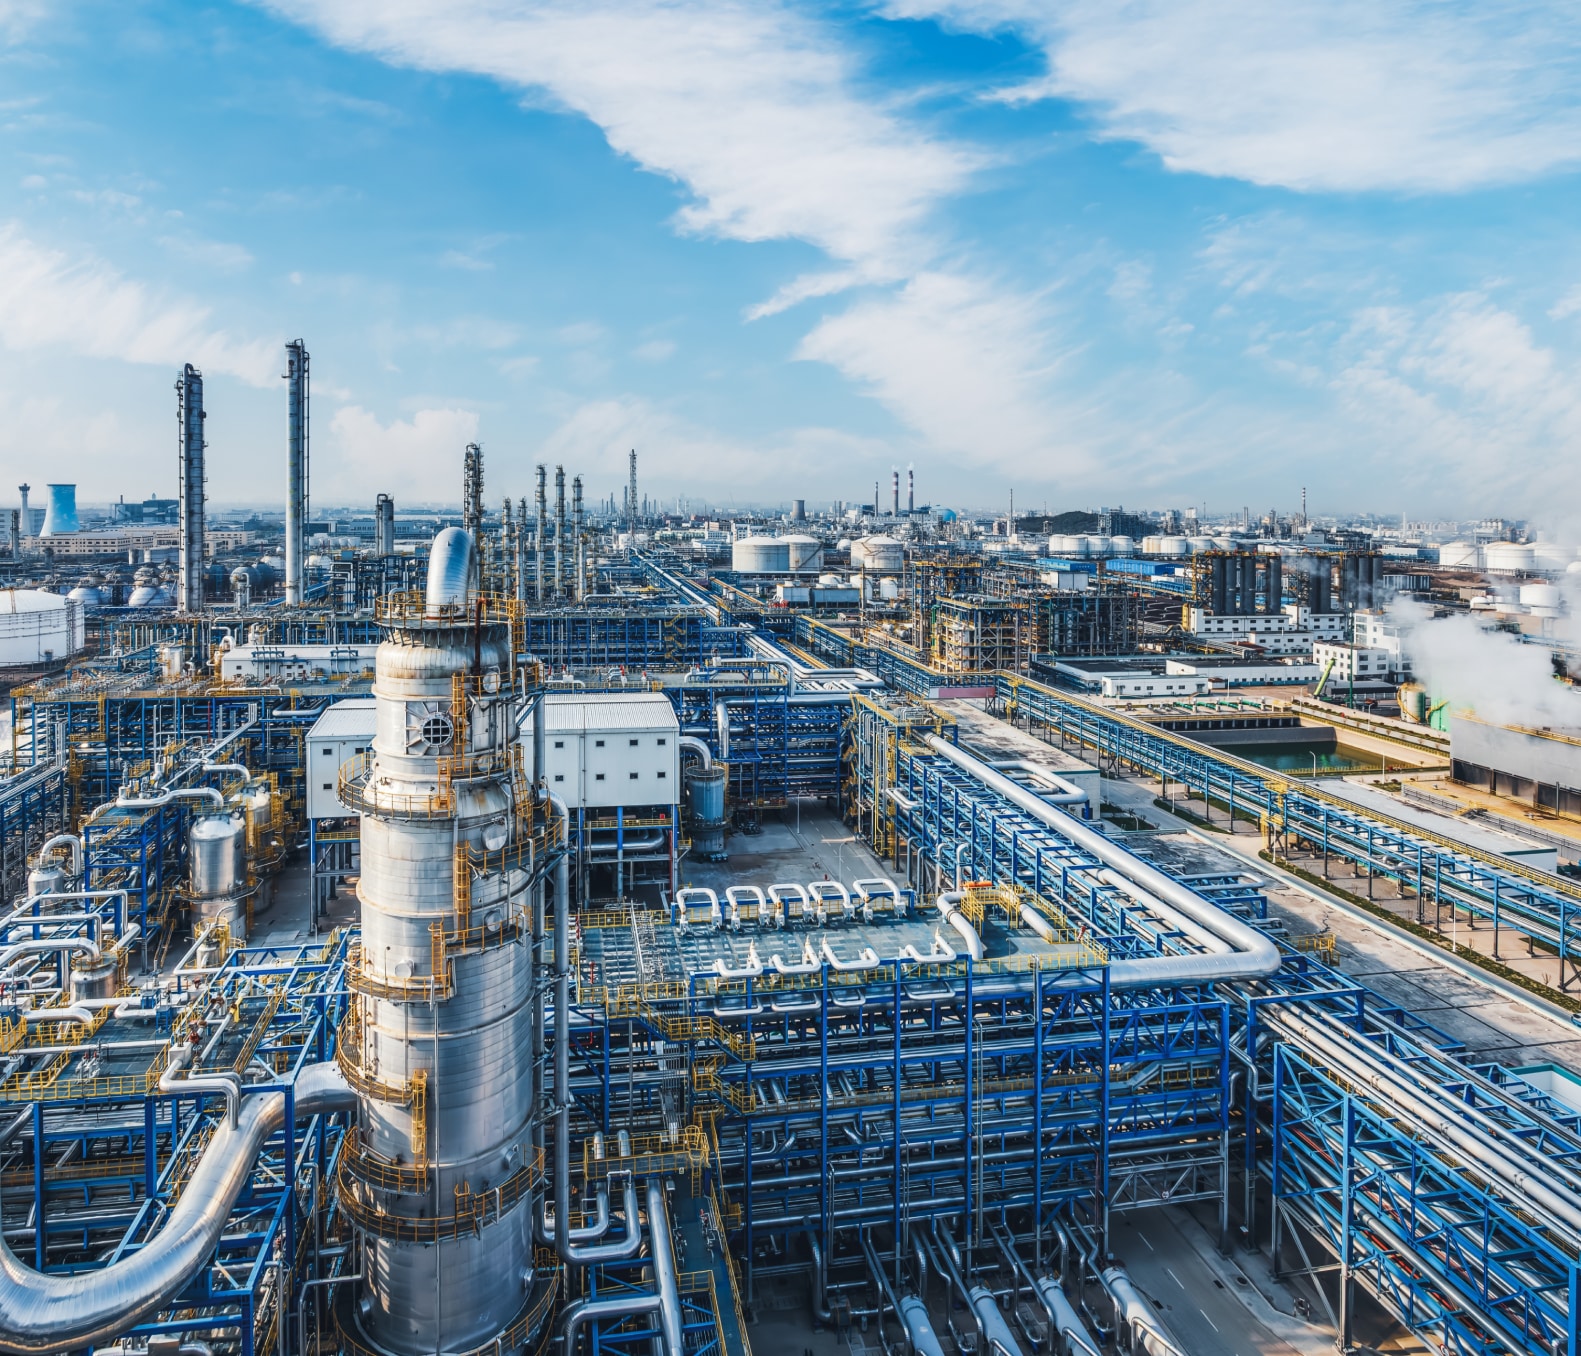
0, 223, 277, 384
633, 338, 675, 362
158, 234, 256, 273
263, 0, 975, 274
797, 270, 1092, 475
889, 0, 1581, 193
327, 404, 480, 498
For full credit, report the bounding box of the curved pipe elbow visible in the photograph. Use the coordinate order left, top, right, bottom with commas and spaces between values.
35, 835, 82, 880
677, 735, 712, 771
425, 526, 475, 612
0, 1061, 352, 1354
560, 1178, 642, 1263
934, 893, 984, 962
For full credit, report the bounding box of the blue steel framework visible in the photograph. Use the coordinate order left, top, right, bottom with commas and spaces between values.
0, 932, 353, 1356
0, 764, 67, 899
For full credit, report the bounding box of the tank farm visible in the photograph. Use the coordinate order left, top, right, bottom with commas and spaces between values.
0, 514, 1576, 1356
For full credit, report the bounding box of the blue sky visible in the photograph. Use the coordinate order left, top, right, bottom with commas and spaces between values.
3, 1, 1581, 520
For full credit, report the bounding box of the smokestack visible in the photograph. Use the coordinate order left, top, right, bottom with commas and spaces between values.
515, 498, 528, 602
16, 485, 28, 544
572, 476, 585, 602
554, 465, 566, 599
500, 495, 513, 601
907, 465, 914, 514
284, 340, 309, 606
793, 499, 806, 522
627, 448, 638, 534
463, 442, 484, 538
176, 366, 205, 613
892, 468, 899, 517
535, 465, 547, 602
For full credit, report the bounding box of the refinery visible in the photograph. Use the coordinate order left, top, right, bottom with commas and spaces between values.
2, 349, 1581, 1356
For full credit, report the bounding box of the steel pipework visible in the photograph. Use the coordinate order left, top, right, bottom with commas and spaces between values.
0, 1061, 353, 1354
923, 735, 1280, 989
1101, 1267, 1187, 1356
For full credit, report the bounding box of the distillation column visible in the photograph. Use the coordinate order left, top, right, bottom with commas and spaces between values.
285, 340, 309, 607
175, 364, 206, 614
535, 466, 547, 604
571, 476, 585, 603
338, 528, 547, 1355
553, 467, 567, 601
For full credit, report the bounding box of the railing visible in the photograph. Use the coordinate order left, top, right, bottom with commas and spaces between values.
604, 992, 757, 1062
334, 1010, 430, 1118
336, 1152, 544, 1242
374, 590, 524, 626
583, 1125, 707, 1188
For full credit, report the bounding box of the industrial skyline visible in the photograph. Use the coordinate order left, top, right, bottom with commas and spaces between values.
3, 3, 1581, 518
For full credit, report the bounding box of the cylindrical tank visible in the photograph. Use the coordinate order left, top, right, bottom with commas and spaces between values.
1159, 536, 1189, 557
1532, 543, 1572, 574
731, 536, 791, 573
244, 782, 273, 840
687, 765, 728, 861
817, 573, 843, 586
27, 864, 65, 899
1520, 583, 1561, 610
190, 813, 247, 940
1109, 535, 1135, 557
1187, 535, 1214, 554
1398, 683, 1428, 723
851, 535, 904, 572
1213, 536, 1237, 551
39, 484, 77, 536
783, 534, 824, 572
0, 590, 85, 665
159, 644, 185, 680
1140, 535, 1165, 555
1084, 535, 1111, 557
878, 577, 900, 601
1048, 534, 1086, 557
1484, 542, 1535, 575
70, 956, 118, 1002
1437, 541, 1480, 569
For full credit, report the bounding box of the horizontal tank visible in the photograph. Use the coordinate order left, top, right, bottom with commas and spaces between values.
732, 536, 791, 573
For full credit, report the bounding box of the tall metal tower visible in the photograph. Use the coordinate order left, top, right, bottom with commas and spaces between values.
534, 466, 547, 602
284, 340, 309, 607
553, 466, 567, 599
463, 443, 484, 540
176, 364, 206, 614
627, 448, 638, 534
572, 475, 585, 601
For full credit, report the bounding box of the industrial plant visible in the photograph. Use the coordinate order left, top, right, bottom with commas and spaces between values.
2, 346, 1581, 1356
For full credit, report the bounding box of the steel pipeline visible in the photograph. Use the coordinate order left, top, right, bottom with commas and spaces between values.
0, 1061, 353, 1354
923, 735, 1281, 989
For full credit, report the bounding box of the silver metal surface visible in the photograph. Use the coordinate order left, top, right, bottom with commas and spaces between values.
285, 340, 308, 607
0, 1062, 353, 1354
189, 814, 244, 900
424, 527, 475, 612
175, 364, 205, 614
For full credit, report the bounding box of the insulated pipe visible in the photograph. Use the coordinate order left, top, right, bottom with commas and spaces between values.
933, 892, 985, 961
1101, 1268, 1187, 1356
715, 701, 731, 759
1019, 906, 1057, 943
116, 787, 224, 813
804, 1233, 833, 1324
560, 1293, 661, 1356
992, 1225, 1100, 1356
158, 1047, 243, 1128
678, 735, 712, 770
536, 1183, 609, 1244
199, 761, 251, 787
35, 836, 82, 880
0, 1061, 353, 1354
985, 760, 1088, 806
0, 938, 100, 970
924, 736, 1280, 989
425, 527, 474, 612
1095, 869, 1230, 956
646, 1180, 684, 1356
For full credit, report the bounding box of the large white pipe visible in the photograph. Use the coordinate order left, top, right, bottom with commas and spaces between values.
923, 736, 1280, 990
0, 1061, 352, 1354
1101, 1267, 1188, 1356
425, 528, 475, 613
934, 892, 985, 961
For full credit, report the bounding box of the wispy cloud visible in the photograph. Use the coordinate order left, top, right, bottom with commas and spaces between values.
890, 0, 1581, 193
0, 223, 277, 384
327, 403, 481, 497
158, 234, 256, 273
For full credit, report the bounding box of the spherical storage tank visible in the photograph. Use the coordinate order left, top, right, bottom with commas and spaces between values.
0, 589, 86, 667
851, 535, 904, 572
1484, 542, 1536, 575
732, 536, 791, 573
66, 579, 102, 609
783, 534, 824, 572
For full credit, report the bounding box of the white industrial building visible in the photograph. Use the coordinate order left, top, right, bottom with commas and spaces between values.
0, 589, 86, 668
219, 642, 379, 683
305, 698, 377, 821
536, 692, 680, 807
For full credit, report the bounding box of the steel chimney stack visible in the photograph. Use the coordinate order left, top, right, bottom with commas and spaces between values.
174, 366, 205, 613
553, 466, 567, 599
284, 340, 309, 606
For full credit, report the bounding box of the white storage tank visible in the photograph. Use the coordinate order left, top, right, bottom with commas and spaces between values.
66, 580, 102, 609
1520, 583, 1562, 610
783, 534, 824, 572
851, 535, 904, 573
127, 585, 172, 608
0, 590, 86, 667
732, 536, 791, 573
1159, 536, 1190, 557
878, 577, 900, 602
1140, 536, 1165, 556
1084, 535, 1111, 558
1212, 536, 1237, 551
1437, 541, 1480, 569
1048, 534, 1086, 557
1187, 535, 1214, 554
1484, 542, 1536, 575
1532, 542, 1573, 574
1109, 535, 1135, 557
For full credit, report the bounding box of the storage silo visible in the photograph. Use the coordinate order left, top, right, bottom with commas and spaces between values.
1437, 541, 1480, 569
784, 534, 824, 572
1140, 536, 1165, 555
1109, 535, 1135, 557
1158, 536, 1189, 557
1532, 542, 1572, 574
732, 536, 791, 573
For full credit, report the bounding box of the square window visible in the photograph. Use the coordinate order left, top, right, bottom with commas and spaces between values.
595, 773, 605, 781
658, 770, 667, 779
630, 771, 639, 779
657, 738, 667, 746
322, 748, 333, 756
322, 782, 332, 791
629, 738, 639, 746
554, 774, 565, 783
554, 740, 565, 749
595, 739, 605, 747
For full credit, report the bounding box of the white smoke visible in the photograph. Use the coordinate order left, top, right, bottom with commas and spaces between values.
1390, 593, 1581, 730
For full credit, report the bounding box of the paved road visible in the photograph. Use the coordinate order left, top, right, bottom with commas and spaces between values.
1110, 1211, 1309, 1356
